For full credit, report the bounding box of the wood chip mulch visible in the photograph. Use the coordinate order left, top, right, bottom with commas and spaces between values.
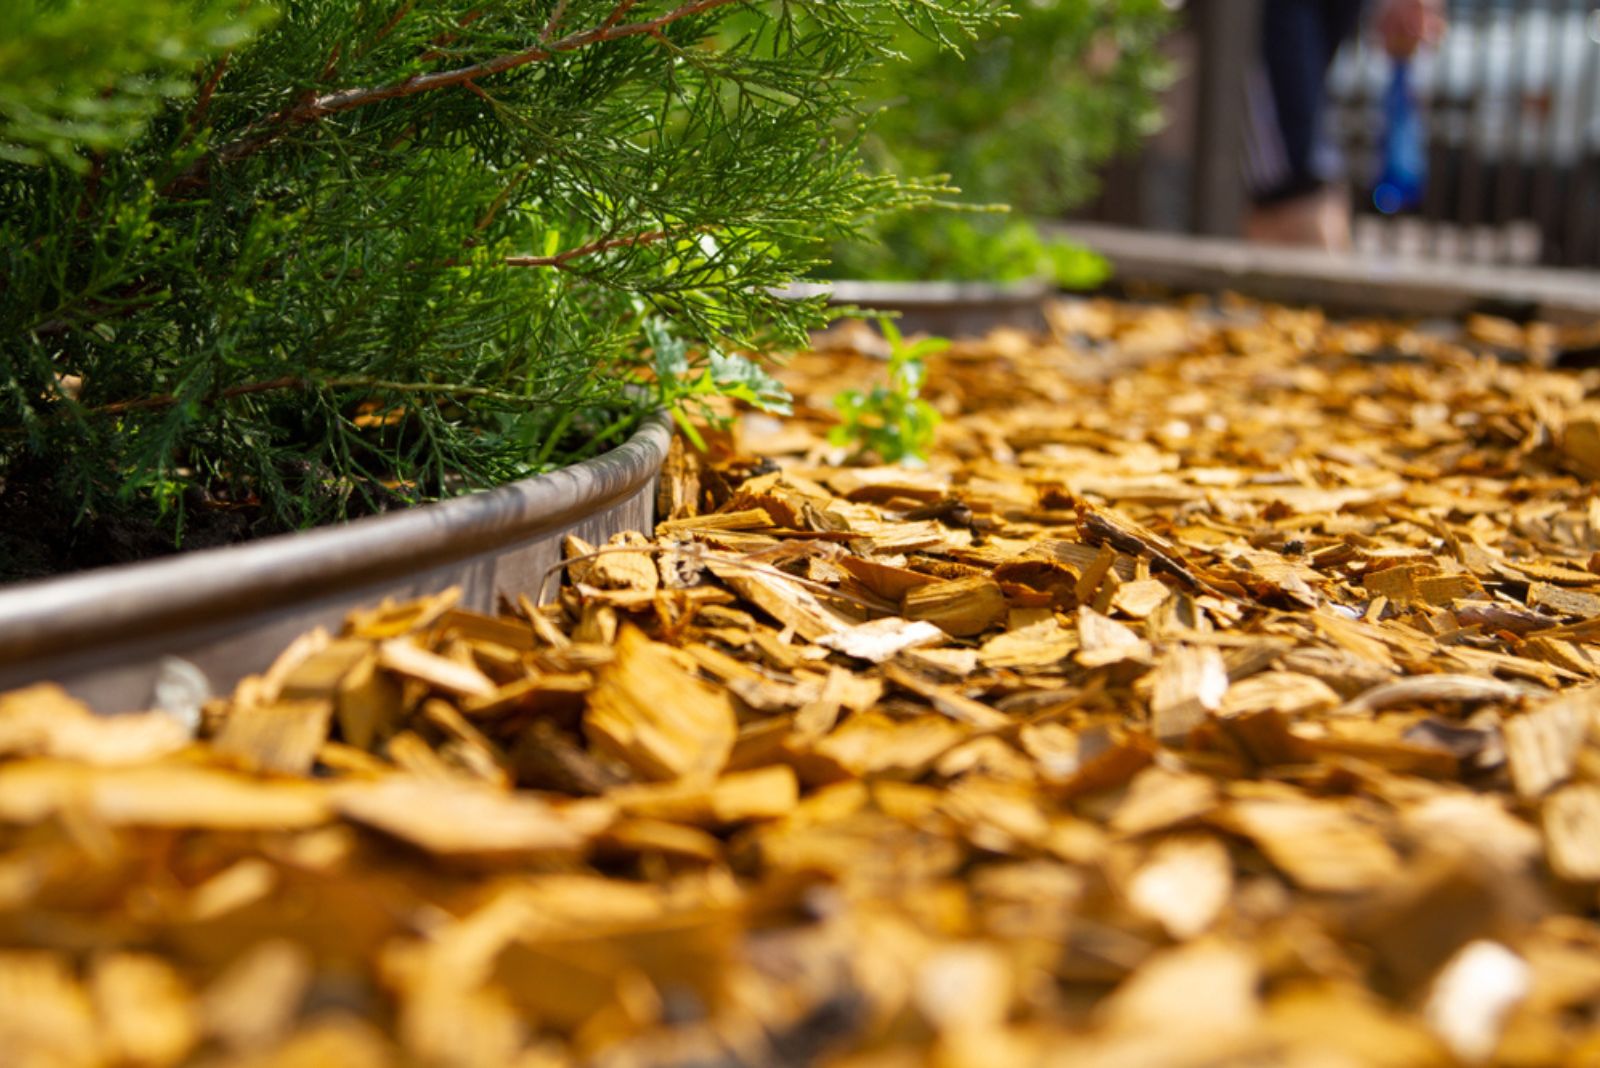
8, 296, 1600, 1067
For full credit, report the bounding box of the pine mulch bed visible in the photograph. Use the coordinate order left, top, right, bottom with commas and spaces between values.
7, 296, 1600, 1066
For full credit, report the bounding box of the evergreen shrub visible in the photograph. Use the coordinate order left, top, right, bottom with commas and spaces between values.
1, 0, 1000, 577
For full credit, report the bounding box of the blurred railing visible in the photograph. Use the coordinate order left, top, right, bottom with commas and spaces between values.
1079, 0, 1600, 270
1330, 0, 1600, 267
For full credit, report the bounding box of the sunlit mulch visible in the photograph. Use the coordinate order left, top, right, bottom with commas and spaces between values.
7, 296, 1600, 1066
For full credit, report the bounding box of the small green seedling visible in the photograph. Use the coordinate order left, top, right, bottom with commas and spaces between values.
647, 319, 792, 451
830, 317, 946, 465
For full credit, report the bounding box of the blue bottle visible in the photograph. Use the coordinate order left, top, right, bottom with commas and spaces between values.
1374, 59, 1425, 215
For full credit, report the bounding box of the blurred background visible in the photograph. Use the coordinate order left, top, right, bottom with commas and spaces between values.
833, 0, 1600, 291
1084, 0, 1600, 269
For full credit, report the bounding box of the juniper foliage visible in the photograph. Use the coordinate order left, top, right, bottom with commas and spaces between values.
1, 0, 1001, 572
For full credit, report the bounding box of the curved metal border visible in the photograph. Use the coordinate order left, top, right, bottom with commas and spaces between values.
783, 279, 1054, 307
0, 410, 672, 709
783, 279, 1054, 337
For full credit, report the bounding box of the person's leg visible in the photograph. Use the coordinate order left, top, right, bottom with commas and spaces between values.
1321, 0, 1368, 66
1248, 0, 1367, 248
1260, 0, 1325, 203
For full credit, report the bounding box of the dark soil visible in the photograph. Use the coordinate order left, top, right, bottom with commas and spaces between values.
0, 457, 273, 584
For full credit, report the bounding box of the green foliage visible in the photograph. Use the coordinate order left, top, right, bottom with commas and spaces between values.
0, 0, 1004, 567
0, 0, 273, 169
646, 318, 791, 450
830, 0, 1172, 282
830, 317, 944, 464
843, 212, 1112, 288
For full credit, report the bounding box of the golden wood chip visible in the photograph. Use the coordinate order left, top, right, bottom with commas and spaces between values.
583, 626, 737, 781
336, 777, 612, 861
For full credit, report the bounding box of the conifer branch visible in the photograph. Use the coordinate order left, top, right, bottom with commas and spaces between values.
503, 228, 680, 270
188, 55, 230, 133
417, 9, 486, 63
540, 0, 572, 41
314, 0, 736, 112
5, 374, 562, 432
318, 42, 344, 82
473, 163, 533, 233
193, 0, 740, 179
367, 2, 417, 54
599, 0, 643, 31
91, 376, 311, 418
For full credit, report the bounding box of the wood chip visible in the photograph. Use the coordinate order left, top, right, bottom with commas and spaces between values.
812, 712, 968, 778
1543, 784, 1600, 882
816, 617, 947, 663
1148, 645, 1228, 741
707, 558, 859, 641
881, 662, 1010, 730
1100, 939, 1261, 1037
1424, 940, 1532, 1062
836, 555, 941, 601
1076, 605, 1153, 668
1126, 834, 1232, 939
1504, 688, 1597, 800
0, 761, 332, 829
566, 531, 660, 592
1110, 766, 1220, 836
1221, 671, 1341, 718
90, 954, 198, 1068
609, 765, 798, 826
211, 699, 333, 776
902, 575, 1008, 637
1340, 674, 1535, 715
377, 638, 496, 698
583, 626, 737, 781
657, 507, 774, 535
1112, 577, 1173, 619
978, 618, 1077, 670
199, 940, 311, 1053
337, 777, 611, 861
0, 952, 100, 1066
1225, 798, 1401, 893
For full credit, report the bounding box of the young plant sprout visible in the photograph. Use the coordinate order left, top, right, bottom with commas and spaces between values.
830, 316, 947, 465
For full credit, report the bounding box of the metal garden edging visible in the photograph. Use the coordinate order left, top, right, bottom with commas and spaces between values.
1067, 223, 1600, 325
805, 228, 1600, 331
0, 410, 673, 712
782, 279, 1055, 338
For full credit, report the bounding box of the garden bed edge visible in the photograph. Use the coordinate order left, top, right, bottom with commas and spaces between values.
0, 410, 674, 712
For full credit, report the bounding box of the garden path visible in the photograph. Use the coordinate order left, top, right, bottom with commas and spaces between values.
5, 296, 1600, 1065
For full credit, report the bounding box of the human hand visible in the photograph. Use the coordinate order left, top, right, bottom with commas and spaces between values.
1378, 0, 1446, 58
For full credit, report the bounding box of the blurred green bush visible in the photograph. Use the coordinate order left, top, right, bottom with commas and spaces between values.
831, 0, 1173, 285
